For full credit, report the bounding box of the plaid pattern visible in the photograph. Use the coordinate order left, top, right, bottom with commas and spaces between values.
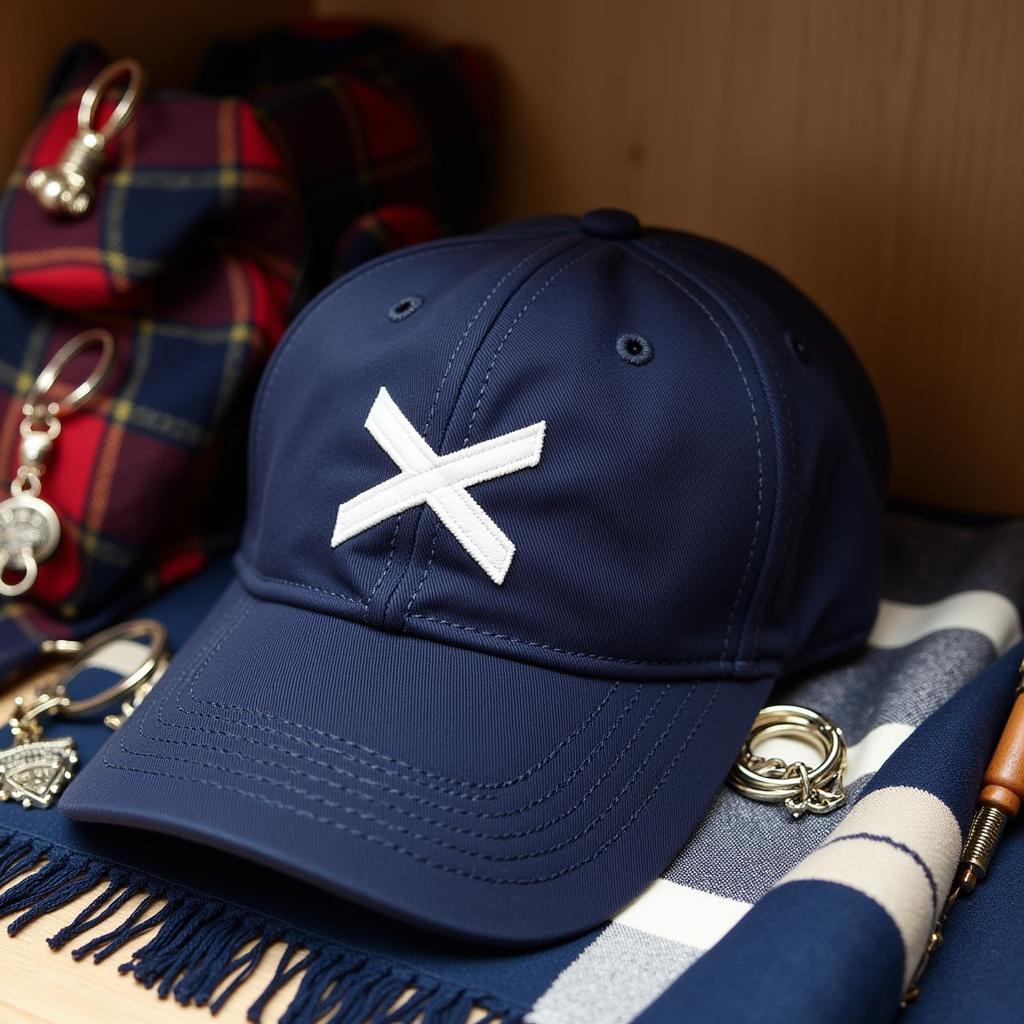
0, 75, 302, 678
198, 18, 494, 299
0, 26, 494, 677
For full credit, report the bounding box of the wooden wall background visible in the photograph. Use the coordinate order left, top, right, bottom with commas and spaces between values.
3, 0, 1023, 514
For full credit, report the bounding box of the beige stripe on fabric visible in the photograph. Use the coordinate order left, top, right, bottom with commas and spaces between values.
780, 785, 962, 987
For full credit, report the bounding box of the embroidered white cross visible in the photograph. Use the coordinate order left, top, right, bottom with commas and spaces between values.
331, 388, 546, 584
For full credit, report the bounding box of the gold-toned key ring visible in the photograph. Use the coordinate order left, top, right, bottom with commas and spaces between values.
0, 619, 170, 808
39, 618, 169, 717
727, 704, 848, 819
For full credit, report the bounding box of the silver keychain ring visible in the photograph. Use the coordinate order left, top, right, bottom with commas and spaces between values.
23, 328, 116, 419
38, 618, 169, 717
77, 58, 145, 140
728, 704, 848, 818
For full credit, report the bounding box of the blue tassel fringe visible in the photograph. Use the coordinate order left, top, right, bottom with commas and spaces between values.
0, 831, 523, 1024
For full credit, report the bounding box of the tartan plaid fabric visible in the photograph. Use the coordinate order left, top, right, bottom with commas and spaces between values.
198, 17, 494, 300
0, 71, 303, 678
0, 25, 494, 678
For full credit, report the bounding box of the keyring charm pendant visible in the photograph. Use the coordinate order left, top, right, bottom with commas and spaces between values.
727, 704, 848, 819
0, 619, 169, 808
0, 734, 78, 809
0, 329, 115, 598
0, 493, 60, 597
26, 58, 144, 217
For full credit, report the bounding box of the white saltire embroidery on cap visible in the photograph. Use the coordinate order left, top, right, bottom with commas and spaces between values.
331, 388, 546, 585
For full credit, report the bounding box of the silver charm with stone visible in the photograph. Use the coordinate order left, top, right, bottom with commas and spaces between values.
0, 689, 78, 809
0, 328, 115, 598
0, 735, 78, 809
0, 492, 61, 597
0, 619, 170, 809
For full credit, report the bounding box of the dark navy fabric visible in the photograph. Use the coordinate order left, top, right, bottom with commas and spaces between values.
0, 558, 582, 1016
910, 817, 1024, 1023
634, 882, 906, 1024
636, 640, 1024, 1024
61, 212, 888, 944
60, 579, 774, 945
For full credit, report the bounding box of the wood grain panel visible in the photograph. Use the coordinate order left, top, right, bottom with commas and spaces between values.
320, 0, 1024, 514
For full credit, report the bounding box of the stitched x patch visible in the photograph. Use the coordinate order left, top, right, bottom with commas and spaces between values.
331, 387, 546, 584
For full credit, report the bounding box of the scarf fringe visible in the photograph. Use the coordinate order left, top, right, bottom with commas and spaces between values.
0, 832, 520, 1024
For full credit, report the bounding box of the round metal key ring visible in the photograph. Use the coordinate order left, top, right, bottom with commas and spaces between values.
38, 618, 170, 719
25, 58, 145, 217
22, 328, 116, 421
77, 58, 145, 144
728, 704, 848, 819
2, 619, 169, 809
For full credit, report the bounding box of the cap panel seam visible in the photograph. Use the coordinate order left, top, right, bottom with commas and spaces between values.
245, 237, 540, 607
701, 273, 797, 663
638, 238, 797, 664
372, 237, 582, 621
421, 239, 566, 438
404, 613, 757, 668
397, 247, 592, 623
620, 244, 768, 668
363, 237, 568, 615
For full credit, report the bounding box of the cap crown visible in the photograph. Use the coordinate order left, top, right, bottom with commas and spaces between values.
240, 216, 887, 682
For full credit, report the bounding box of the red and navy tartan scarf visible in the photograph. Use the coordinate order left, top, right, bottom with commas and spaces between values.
0, 22, 493, 677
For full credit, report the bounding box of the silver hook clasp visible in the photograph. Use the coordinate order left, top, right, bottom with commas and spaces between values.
26, 58, 145, 217
23, 328, 116, 421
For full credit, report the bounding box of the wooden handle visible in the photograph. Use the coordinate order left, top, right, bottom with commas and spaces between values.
980, 689, 1024, 818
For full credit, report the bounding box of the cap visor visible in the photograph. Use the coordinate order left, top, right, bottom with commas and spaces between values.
62, 581, 770, 945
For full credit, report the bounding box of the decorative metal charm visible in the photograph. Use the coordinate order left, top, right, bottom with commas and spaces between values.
0, 328, 115, 597
0, 735, 78, 809
26, 58, 144, 217
727, 704, 848, 819
0, 619, 169, 808
0, 494, 60, 592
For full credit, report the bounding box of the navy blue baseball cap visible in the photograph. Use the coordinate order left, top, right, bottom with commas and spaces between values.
62, 210, 888, 945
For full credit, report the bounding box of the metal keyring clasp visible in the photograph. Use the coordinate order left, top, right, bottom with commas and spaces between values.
38, 618, 169, 718
728, 704, 848, 818
26, 58, 145, 217
23, 329, 116, 420
2, 619, 169, 808
77, 58, 144, 140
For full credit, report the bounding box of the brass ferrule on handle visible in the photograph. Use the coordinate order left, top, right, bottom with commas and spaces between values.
957, 658, 1024, 896
902, 658, 1024, 1007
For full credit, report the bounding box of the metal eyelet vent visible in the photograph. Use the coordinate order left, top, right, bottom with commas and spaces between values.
786, 331, 811, 364
616, 333, 653, 366
387, 296, 423, 322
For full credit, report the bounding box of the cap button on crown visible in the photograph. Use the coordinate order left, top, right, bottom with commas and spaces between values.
579, 208, 641, 239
